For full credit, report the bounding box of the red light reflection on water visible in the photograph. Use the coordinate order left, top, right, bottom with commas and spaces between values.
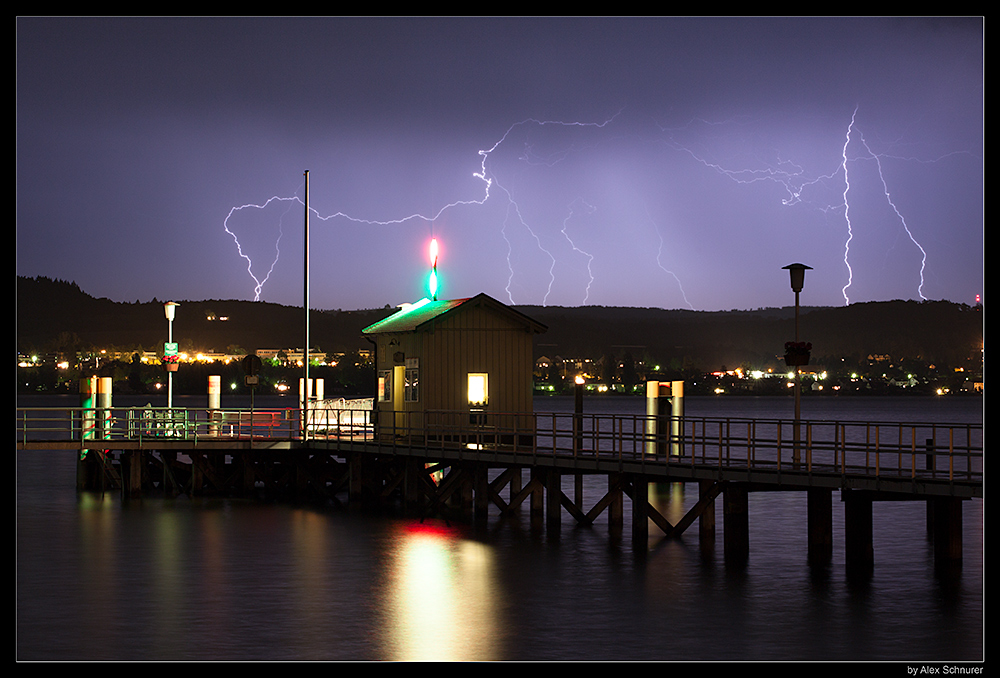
398, 519, 465, 539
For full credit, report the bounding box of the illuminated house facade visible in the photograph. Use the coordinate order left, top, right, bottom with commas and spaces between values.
362, 293, 546, 439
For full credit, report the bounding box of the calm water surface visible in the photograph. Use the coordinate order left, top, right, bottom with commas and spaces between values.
17, 394, 983, 661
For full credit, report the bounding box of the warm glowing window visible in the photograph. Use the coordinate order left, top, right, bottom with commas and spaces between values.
467, 373, 488, 406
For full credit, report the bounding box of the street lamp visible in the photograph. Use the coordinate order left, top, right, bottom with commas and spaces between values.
782, 264, 811, 465
303, 169, 310, 441
164, 302, 180, 410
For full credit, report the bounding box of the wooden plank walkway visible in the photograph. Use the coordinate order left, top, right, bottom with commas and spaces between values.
16, 405, 981, 572
16, 406, 982, 498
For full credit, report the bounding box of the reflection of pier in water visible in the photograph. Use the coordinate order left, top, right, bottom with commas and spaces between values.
17, 402, 981, 574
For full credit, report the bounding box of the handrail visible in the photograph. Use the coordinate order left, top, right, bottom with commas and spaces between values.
16, 406, 982, 484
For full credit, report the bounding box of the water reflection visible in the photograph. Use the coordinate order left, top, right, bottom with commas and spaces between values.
379, 521, 500, 661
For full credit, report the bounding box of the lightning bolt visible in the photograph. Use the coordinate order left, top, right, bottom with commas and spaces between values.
644, 204, 695, 311
856, 130, 928, 301
225, 107, 962, 310
560, 199, 596, 305
226, 113, 621, 306
478, 113, 621, 305
840, 109, 857, 304
655, 116, 841, 209
494, 185, 557, 305
224, 196, 298, 301
657, 107, 933, 306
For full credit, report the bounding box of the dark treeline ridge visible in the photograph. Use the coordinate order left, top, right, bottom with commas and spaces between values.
16, 276, 395, 357
519, 301, 982, 371
17, 275, 983, 372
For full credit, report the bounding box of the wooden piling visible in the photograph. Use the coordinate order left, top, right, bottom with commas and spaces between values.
844, 490, 874, 575
607, 473, 623, 541
723, 483, 749, 567
474, 464, 489, 527
808, 488, 833, 566
546, 469, 561, 536
509, 467, 522, 509
930, 497, 963, 564
349, 452, 364, 505
127, 450, 144, 499
698, 479, 716, 539
631, 476, 648, 547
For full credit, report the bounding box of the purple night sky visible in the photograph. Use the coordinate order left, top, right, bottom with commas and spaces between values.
16, 17, 983, 312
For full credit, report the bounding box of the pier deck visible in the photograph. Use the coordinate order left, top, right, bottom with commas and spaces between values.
17, 405, 982, 571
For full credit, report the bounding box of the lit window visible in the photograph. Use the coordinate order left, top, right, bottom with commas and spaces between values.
468, 373, 488, 407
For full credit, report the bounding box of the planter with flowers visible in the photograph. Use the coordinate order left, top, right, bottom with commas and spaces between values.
162, 354, 180, 372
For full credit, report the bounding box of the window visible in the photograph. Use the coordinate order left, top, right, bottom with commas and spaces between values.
379, 370, 391, 401
405, 368, 419, 402
467, 373, 488, 407
404, 357, 419, 402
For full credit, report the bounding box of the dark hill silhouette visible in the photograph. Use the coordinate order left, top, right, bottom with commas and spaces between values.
516, 300, 982, 369
16, 276, 395, 357
17, 276, 982, 370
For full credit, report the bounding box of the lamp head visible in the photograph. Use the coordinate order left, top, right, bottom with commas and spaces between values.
782, 263, 812, 293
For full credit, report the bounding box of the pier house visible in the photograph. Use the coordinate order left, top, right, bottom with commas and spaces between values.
362, 293, 546, 442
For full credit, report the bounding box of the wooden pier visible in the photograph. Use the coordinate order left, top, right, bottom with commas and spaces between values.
17, 405, 982, 574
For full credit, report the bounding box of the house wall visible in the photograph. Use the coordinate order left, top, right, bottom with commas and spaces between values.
371, 298, 537, 434
419, 299, 534, 415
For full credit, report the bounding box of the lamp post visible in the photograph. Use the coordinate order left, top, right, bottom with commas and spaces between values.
164, 302, 179, 410
782, 264, 811, 466
303, 169, 310, 441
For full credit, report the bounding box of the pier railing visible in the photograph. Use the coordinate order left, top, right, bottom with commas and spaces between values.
16, 405, 982, 485
361, 409, 982, 484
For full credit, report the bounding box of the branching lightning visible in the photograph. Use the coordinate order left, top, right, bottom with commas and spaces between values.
224, 196, 297, 301
478, 113, 620, 306
224, 107, 960, 310
560, 199, 597, 305
644, 204, 695, 311
856, 130, 928, 301
659, 107, 939, 306
840, 109, 857, 304
225, 113, 622, 307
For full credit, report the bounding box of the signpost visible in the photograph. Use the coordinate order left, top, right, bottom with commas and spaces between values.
242, 354, 263, 437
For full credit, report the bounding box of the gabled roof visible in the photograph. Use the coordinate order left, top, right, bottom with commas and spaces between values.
362, 293, 547, 335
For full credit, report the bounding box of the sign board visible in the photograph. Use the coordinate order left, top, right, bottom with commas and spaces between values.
242, 353, 263, 376
164, 342, 178, 356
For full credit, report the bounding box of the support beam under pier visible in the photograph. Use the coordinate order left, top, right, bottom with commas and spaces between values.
843, 489, 874, 576
930, 496, 963, 566
631, 477, 648, 547
808, 488, 833, 566
723, 483, 749, 567
546, 469, 561, 537
608, 473, 623, 542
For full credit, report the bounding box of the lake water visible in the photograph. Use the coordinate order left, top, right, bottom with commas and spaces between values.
17, 394, 983, 662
